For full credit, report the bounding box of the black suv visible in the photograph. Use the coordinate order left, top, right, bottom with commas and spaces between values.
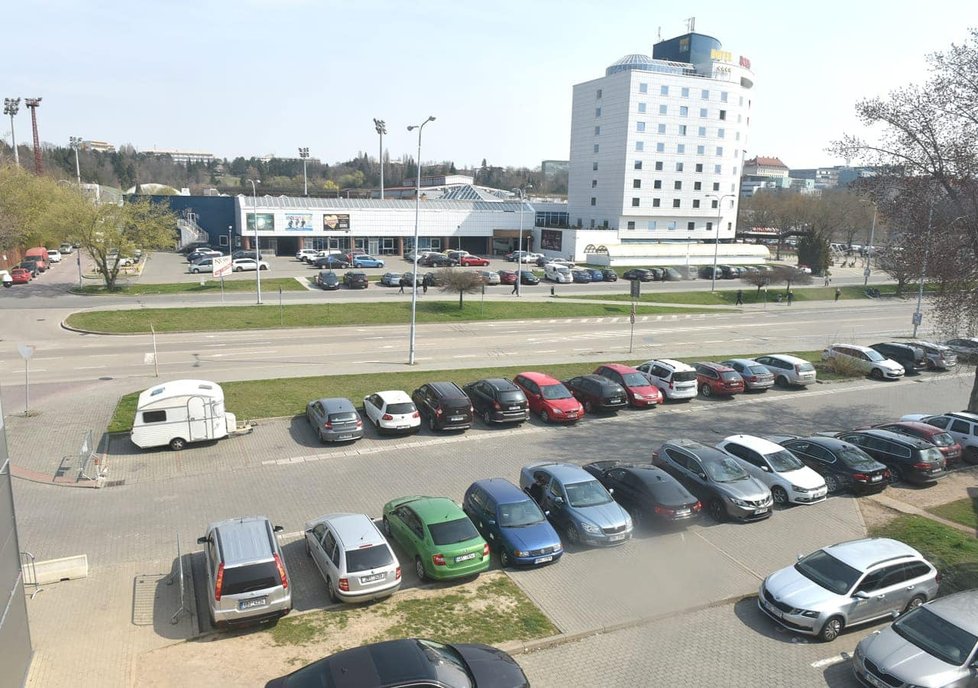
342, 271, 369, 289
623, 268, 655, 282
562, 375, 628, 414
420, 253, 458, 267
463, 378, 529, 425
870, 342, 926, 375
411, 382, 473, 431
775, 436, 890, 495
836, 429, 947, 484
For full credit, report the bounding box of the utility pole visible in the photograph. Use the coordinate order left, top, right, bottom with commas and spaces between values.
25, 97, 42, 174
3, 97, 19, 166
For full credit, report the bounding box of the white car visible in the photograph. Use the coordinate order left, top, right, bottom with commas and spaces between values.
821, 344, 904, 380
636, 359, 698, 401
0, 269, 12, 287
544, 263, 573, 283
296, 248, 319, 262
232, 258, 269, 272
45, 249, 63, 263
477, 270, 501, 285
189, 258, 215, 274
362, 390, 421, 435
716, 435, 827, 506
510, 250, 543, 263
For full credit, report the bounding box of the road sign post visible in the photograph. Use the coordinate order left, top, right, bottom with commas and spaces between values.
17, 343, 34, 416
212, 256, 232, 303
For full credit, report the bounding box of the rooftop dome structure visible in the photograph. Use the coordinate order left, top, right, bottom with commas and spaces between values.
124, 182, 182, 195
606, 54, 655, 75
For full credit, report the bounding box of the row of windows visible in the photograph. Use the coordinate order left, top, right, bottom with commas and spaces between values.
624, 220, 715, 231
628, 122, 734, 136
591, 160, 736, 175
590, 197, 725, 210
592, 178, 720, 191
606, 141, 732, 156
596, 86, 747, 107
595, 105, 741, 123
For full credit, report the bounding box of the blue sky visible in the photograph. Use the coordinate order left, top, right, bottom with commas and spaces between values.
4, 0, 976, 172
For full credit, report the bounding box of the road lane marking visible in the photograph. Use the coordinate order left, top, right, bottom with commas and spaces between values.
811, 654, 848, 669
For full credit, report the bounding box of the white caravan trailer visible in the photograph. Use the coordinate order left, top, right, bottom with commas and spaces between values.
131, 379, 237, 450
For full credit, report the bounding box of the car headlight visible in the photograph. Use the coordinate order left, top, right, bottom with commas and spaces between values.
796, 609, 819, 618
624, 515, 633, 530
790, 484, 808, 493
551, 407, 565, 415
581, 522, 599, 534
729, 496, 750, 508
514, 549, 529, 558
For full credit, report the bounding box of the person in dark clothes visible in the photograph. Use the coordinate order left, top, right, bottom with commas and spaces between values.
528, 475, 546, 504
511, 277, 519, 295
786, 291, 793, 306
422, 273, 430, 294
398, 276, 407, 294
835, 287, 841, 302
735, 289, 743, 305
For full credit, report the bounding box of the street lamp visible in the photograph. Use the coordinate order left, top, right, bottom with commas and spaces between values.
513, 184, 532, 297
705, 193, 736, 291
227, 224, 233, 255
298, 147, 309, 196
247, 178, 262, 304
406, 115, 436, 365
3, 97, 19, 166
860, 199, 878, 286
69, 136, 82, 185
373, 118, 386, 200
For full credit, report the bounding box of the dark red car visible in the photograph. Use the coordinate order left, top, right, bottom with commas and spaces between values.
459, 255, 490, 267
593, 364, 663, 408
872, 421, 964, 465
9, 267, 32, 284
498, 270, 518, 285
694, 362, 745, 397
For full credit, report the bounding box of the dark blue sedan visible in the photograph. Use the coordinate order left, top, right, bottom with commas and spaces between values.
463, 478, 562, 567
586, 268, 604, 282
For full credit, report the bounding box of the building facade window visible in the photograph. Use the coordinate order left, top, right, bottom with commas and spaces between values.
627, 221, 635, 230
721, 91, 728, 102
655, 142, 665, 152
674, 180, 682, 189
673, 199, 681, 208
593, 162, 598, 170
657, 123, 667, 134
713, 182, 720, 191
636, 121, 646, 132
633, 179, 641, 188
595, 107, 601, 117
700, 108, 708, 117
679, 106, 688, 116
698, 126, 706, 136
693, 181, 702, 190
655, 161, 663, 171
648, 220, 657, 230
660, 85, 669, 96
594, 126, 601, 135
675, 163, 684, 173
695, 163, 703, 173
688, 221, 696, 230
706, 221, 713, 231
596, 89, 602, 99
681, 86, 689, 97
653, 180, 662, 189
591, 179, 597, 187
701, 89, 709, 99
697, 145, 705, 155
635, 141, 644, 151
716, 146, 724, 155
719, 109, 727, 120
590, 197, 596, 206
711, 200, 719, 208
714, 164, 722, 173
678, 124, 687, 135
692, 199, 700, 208
638, 102, 646, 113
717, 129, 725, 139
631, 198, 640, 207
639, 83, 648, 93
652, 198, 660, 207
634, 160, 642, 169
677, 144, 685, 154
594, 144, 600, 153
659, 104, 668, 115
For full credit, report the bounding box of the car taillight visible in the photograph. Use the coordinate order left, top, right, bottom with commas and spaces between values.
412, 411, 420, 418
748, 376, 758, 382
693, 501, 703, 512
214, 562, 224, 601
913, 462, 933, 471
483, 543, 490, 558
395, 566, 401, 579
654, 505, 673, 516
382, 413, 394, 420
274, 552, 288, 590
852, 473, 868, 482
432, 553, 446, 566
338, 578, 349, 592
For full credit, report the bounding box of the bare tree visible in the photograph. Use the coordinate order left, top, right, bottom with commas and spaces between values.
437, 268, 484, 308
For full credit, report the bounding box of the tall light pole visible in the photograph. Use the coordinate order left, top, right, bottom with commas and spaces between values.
373, 118, 386, 200
70, 136, 82, 185
25, 97, 42, 174
298, 147, 309, 196
247, 178, 262, 304
513, 184, 532, 297
3, 97, 19, 166
861, 200, 878, 286
227, 224, 233, 254
705, 193, 735, 291
406, 115, 435, 365
911, 206, 935, 338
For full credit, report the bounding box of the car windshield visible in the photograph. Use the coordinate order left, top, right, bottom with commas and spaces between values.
932, 432, 954, 447
564, 480, 612, 507
621, 372, 648, 387
919, 447, 943, 462
328, 412, 357, 423
540, 383, 573, 400
672, 371, 697, 383
865, 349, 886, 362
794, 549, 862, 595
345, 544, 394, 573
836, 446, 880, 469
428, 517, 480, 546
386, 402, 415, 415
765, 449, 805, 472
704, 457, 749, 482
496, 500, 545, 527
892, 607, 978, 667
748, 366, 770, 375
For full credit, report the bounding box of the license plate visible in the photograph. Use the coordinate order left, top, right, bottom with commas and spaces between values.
449, 416, 463, 421
239, 596, 267, 610
675, 509, 690, 517
870, 475, 882, 482
763, 599, 783, 619
754, 509, 768, 515
508, 406, 521, 410
608, 533, 626, 542
360, 573, 385, 583
337, 435, 352, 440
534, 555, 553, 564
862, 671, 886, 688
455, 552, 477, 563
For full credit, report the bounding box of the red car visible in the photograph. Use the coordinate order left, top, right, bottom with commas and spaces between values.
9, 267, 32, 284
872, 421, 964, 465
498, 270, 518, 285
513, 372, 583, 424
694, 362, 745, 397
593, 363, 663, 408
460, 255, 490, 267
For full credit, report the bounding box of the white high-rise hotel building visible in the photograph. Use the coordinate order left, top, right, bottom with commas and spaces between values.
568, 32, 754, 244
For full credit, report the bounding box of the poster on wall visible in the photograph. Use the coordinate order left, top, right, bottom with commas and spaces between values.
540, 229, 563, 252
323, 213, 351, 231
246, 213, 275, 231
285, 213, 313, 231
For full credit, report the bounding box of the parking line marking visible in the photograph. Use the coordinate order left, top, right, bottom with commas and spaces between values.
811, 655, 848, 669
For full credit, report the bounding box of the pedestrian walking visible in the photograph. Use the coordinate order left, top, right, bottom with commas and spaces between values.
511, 277, 519, 295
835, 287, 841, 302
823, 275, 830, 287
398, 276, 406, 294
422, 273, 430, 294
735, 289, 743, 306
786, 291, 793, 306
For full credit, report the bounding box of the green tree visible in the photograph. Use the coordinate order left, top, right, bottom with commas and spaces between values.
436, 268, 484, 308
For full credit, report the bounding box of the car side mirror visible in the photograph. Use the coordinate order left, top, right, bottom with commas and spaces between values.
796, 553, 804, 561
853, 591, 869, 600
273, 525, 284, 533
698, 473, 707, 480
762, 465, 771, 472
554, 496, 564, 506
487, 519, 496, 526
196, 536, 209, 544
608, 487, 614, 494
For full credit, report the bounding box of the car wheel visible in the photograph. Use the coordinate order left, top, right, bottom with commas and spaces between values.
964, 446, 978, 465
771, 486, 789, 505
326, 577, 339, 603
903, 594, 926, 614
259, 265, 268, 270
700, 384, 712, 398
234, 266, 242, 272
709, 499, 725, 523
415, 557, 427, 581
483, 410, 493, 425
539, 409, 550, 424
382, 516, 391, 536
499, 549, 511, 568
168, 437, 187, 451
870, 368, 884, 380
428, 415, 437, 432
191, 268, 200, 274
823, 474, 841, 494
584, 400, 593, 413
776, 375, 789, 388
818, 616, 844, 642
563, 524, 580, 546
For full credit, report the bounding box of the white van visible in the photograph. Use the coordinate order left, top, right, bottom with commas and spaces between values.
130, 379, 237, 451
544, 263, 573, 283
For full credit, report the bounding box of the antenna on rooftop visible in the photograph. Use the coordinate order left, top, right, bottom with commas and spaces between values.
686, 16, 696, 33
657, 26, 662, 41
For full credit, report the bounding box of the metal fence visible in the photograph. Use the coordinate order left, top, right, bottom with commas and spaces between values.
168, 535, 189, 625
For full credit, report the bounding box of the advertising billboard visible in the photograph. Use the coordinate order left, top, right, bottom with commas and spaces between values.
285, 213, 313, 231
540, 229, 563, 252
246, 213, 275, 232
323, 213, 351, 231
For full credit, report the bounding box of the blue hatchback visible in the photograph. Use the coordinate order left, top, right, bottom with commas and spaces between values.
352, 255, 385, 268
462, 478, 563, 568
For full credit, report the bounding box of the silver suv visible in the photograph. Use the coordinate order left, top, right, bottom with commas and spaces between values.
753, 353, 817, 387
902, 411, 978, 465
197, 516, 292, 628
853, 589, 978, 688
759, 538, 939, 641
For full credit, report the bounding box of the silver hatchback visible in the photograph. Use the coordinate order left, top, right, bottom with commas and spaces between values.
759, 538, 939, 642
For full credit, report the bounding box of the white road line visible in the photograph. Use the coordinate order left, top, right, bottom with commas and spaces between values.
810, 655, 848, 669
452, 354, 479, 358
75, 365, 107, 370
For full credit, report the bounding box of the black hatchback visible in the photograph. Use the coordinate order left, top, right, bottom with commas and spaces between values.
583, 461, 701, 528
836, 429, 947, 484
342, 271, 369, 288
775, 436, 890, 495
411, 382, 473, 432
870, 342, 926, 375
315, 270, 340, 290
463, 378, 529, 425
562, 374, 628, 414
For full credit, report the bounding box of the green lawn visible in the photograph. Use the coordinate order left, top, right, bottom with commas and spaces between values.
108, 349, 847, 432
73, 277, 306, 296
66, 299, 711, 334
571, 284, 900, 306
871, 515, 978, 594
928, 498, 978, 530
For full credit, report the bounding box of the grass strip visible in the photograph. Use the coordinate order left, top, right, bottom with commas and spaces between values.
870, 515, 978, 595
927, 497, 978, 530
73, 277, 306, 296
569, 284, 910, 306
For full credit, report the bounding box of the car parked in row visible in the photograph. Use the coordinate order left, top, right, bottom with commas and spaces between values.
477, 270, 501, 285
305, 397, 364, 443
362, 390, 420, 435
463, 478, 563, 567
593, 363, 662, 408
904, 339, 957, 370
312, 253, 350, 269
583, 460, 701, 528
295, 248, 319, 262
944, 337, 978, 362
381, 496, 490, 581
463, 378, 529, 425
901, 411, 978, 464
379, 272, 402, 287
836, 429, 947, 484
774, 436, 890, 495
315, 270, 340, 290
562, 374, 628, 414
513, 372, 583, 424
720, 358, 775, 392
304, 512, 400, 603
653, 439, 773, 523
411, 382, 473, 432
753, 354, 817, 387
637, 359, 698, 401
189, 258, 216, 273
870, 341, 926, 375
351, 254, 385, 268
459, 254, 490, 266
419, 252, 457, 267
822, 344, 905, 380
343, 271, 369, 288
232, 258, 269, 272
871, 420, 963, 464
520, 462, 633, 547
623, 268, 656, 282
695, 362, 745, 397
716, 435, 827, 506
9, 267, 32, 284
759, 538, 939, 642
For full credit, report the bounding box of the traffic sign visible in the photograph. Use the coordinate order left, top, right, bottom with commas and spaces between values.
213, 256, 232, 278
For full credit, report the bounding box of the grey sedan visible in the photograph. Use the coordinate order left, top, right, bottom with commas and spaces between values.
720, 358, 775, 391
305, 397, 364, 443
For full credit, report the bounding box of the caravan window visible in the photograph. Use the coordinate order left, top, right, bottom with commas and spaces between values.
143, 410, 166, 423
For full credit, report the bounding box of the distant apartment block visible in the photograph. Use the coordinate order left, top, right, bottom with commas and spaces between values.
145, 148, 215, 165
